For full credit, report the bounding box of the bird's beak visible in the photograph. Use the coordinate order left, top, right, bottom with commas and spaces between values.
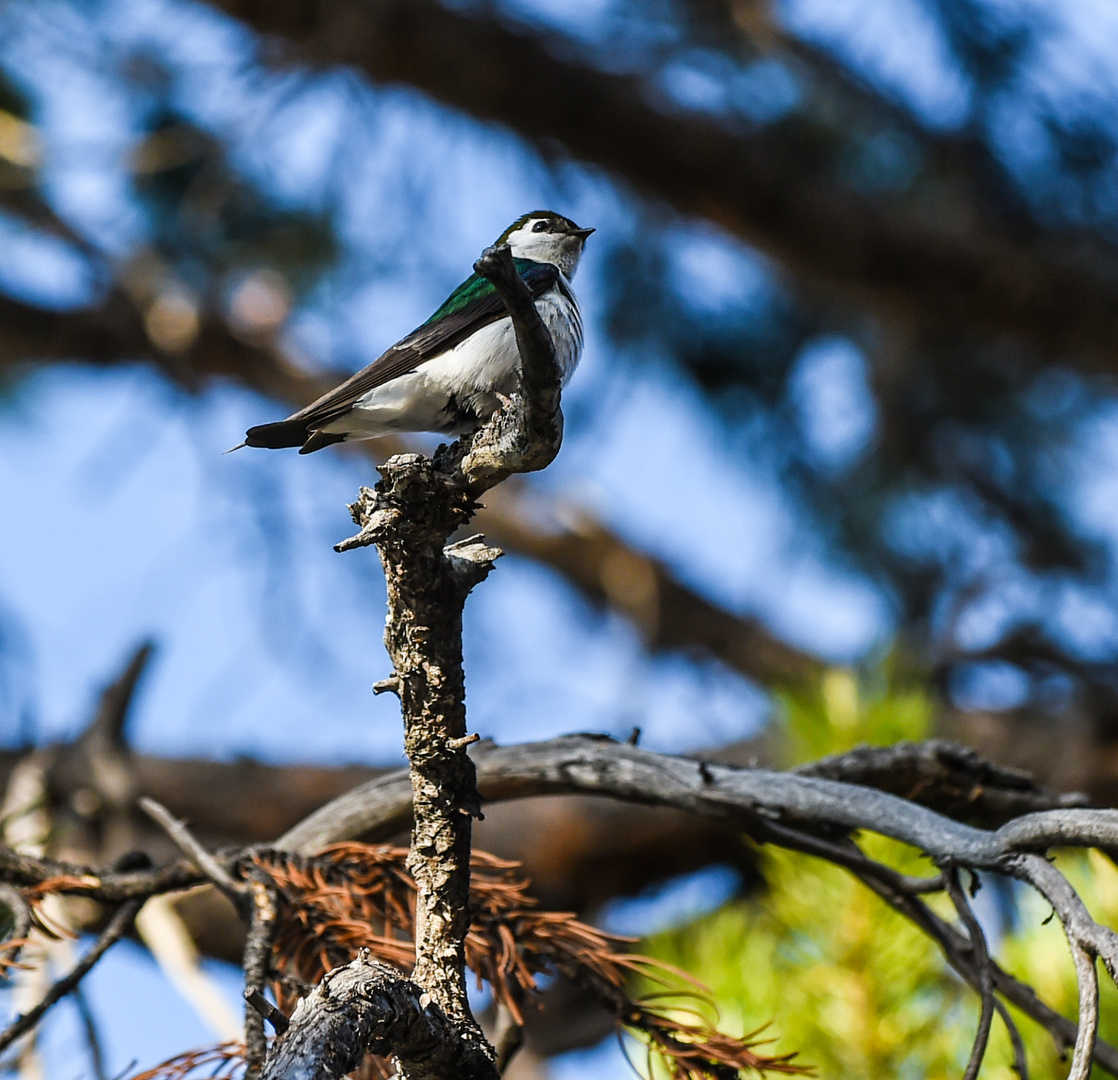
572, 226, 595, 240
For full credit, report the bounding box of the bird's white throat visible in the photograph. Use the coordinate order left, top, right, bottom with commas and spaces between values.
504, 226, 586, 278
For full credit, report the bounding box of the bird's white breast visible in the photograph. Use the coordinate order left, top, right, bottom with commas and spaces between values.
340, 280, 583, 438
431, 280, 582, 390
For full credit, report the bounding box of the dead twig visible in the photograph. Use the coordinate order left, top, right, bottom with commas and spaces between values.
244, 988, 289, 1035
0, 898, 143, 1055
243, 877, 279, 1078
944, 869, 994, 1080
138, 797, 245, 903
324, 239, 569, 1080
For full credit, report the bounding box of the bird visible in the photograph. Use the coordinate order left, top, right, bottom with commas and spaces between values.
236, 211, 594, 454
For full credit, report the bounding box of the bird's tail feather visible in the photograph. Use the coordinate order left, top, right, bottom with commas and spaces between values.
244, 419, 311, 449
299, 430, 347, 454
243, 419, 347, 454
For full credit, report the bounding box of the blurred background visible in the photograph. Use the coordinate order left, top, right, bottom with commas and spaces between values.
5, 0, 1118, 1076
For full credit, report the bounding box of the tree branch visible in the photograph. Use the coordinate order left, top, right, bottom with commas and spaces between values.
243, 877, 280, 1077
139, 796, 246, 903
745, 813, 1107, 1075
797, 737, 1089, 829
258, 952, 497, 1080
945, 870, 994, 1080
3, 734, 1117, 1076
273, 735, 1118, 1074
0, 899, 143, 1056
322, 240, 567, 1077
277, 734, 1099, 859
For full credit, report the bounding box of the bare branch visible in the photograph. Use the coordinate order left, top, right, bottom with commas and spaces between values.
82, 641, 154, 751
7, 734, 1118, 1077
798, 738, 1089, 828
139, 797, 246, 902
1006, 853, 1118, 982
0, 853, 203, 901
328, 236, 571, 1079
259, 952, 497, 1080
745, 815, 1112, 1076
945, 870, 994, 1080
0, 899, 143, 1055
0, 884, 32, 955
72, 985, 108, 1080
277, 734, 1113, 868
277, 735, 1118, 1076
992, 997, 1030, 1080
1066, 946, 1099, 1080
1004, 853, 1112, 1078
245, 988, 290, 1035
243, 878, 279, 1077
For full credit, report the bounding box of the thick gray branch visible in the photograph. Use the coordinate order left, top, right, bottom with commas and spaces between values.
747, 814, 1101, 1074
278, 735, 1114, 868
945, 871, 994, 1080
259, 953, 496, 1080
798, 738, 1088, 827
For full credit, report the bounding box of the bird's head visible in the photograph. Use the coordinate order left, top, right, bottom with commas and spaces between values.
498, 211, 594, 278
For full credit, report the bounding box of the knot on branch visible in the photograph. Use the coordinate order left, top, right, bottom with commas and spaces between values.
335, 486, 399, 553
336, 458, 477, 554
260, 952, 497, 1080
444, 535, 503, 596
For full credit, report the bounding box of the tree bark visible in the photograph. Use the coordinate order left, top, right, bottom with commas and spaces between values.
292, 242, 568, 1075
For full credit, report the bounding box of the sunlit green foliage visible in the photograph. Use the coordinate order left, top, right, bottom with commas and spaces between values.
642, 668, 1118, 1078
776, 662, 936, 763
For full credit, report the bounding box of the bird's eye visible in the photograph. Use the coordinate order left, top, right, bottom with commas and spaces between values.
532, 220, 549, 233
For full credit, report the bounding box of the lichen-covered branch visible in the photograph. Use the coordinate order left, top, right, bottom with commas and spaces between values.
243, 877, 280, 1077
354, 449, 498, 1056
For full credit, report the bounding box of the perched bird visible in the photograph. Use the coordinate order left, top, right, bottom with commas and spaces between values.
238, 211, 594, 454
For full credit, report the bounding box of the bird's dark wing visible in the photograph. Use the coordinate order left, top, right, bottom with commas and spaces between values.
245, 260, 559, 451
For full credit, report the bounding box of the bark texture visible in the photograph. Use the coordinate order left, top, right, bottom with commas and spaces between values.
315, 241, 565, 1074
259, 954, 496, 1080
363, 455, 494, 1035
